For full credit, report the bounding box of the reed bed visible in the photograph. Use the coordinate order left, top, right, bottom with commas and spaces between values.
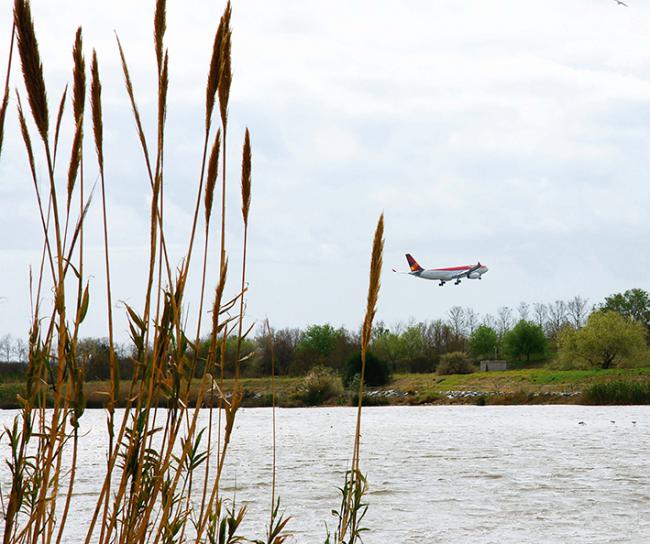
0, 1, 384, 543
583, 380, 650, 405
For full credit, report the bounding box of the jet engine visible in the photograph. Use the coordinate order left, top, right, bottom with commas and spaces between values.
469, 272, 482, 279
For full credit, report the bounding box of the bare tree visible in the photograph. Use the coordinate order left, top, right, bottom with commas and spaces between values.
567, 296, 590, 329
547, 300, 568, 338
533, 302, 548, 330
464, 307, 479, 335
496, 306, 513, 339
14, 338, 27, 363
0, 334, 13, 362
447, 306, 466, 338
482, 313, 496, 329
517, 301, 530, 322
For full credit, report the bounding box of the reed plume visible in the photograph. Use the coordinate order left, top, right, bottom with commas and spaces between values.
1, 2, 386, 542
72, 27, 85, 121
52, 84, 67, 166
154, 0, 166, 73
0, 22, 15, 159
67, 27, 85, 208
335, 213, 384, 544
206, 3, 229, 130
13, 0, 48, 142
218, 26, 232, 131
204, 128, 221, 227
241, 128, 251, 224
90, 51, 103, 171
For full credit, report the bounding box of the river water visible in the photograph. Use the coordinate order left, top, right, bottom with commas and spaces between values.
1, 405, 649, 543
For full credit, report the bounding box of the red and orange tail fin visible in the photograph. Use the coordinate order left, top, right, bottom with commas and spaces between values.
405, 253, 423, 272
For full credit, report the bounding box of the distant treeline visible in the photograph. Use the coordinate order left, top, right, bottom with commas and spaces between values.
1, 288, 649, 382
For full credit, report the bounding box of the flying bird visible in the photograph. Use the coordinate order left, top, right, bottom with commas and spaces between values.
613, 0, 628, 7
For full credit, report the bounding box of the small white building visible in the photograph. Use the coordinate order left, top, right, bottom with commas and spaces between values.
480, 360, 507, 372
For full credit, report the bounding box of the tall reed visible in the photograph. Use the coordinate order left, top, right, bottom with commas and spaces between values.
0, 2, 384, 543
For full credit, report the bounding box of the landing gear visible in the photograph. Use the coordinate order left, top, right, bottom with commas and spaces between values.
438, 281, 446, 287
454, 279, 461, 285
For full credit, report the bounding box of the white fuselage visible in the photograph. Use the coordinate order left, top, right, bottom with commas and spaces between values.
414, 265, 489, 281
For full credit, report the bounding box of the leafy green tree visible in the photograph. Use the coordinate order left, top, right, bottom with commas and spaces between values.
601, 288, 650, 329
469, 325, 498, 360
557, 311, 650, 369
370, 331, 405, 370
503, 320, 547, 363
297, 324, 343, 358
342, 351, 391, 387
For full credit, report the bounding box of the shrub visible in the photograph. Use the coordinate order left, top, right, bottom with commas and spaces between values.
407, 356, 436, 374
297, 365, 343, 406
583, 381, 650, 405
437, 352, 475, 375
350, 393, 390, 406
342, 351, 391, 387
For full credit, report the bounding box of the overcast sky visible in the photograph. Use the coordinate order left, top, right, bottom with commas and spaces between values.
1, 0, 650, 341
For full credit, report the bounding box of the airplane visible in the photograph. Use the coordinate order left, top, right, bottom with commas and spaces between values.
393, 254, 488, 287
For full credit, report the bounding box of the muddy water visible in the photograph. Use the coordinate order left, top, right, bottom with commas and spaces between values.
1, 405, 649, 543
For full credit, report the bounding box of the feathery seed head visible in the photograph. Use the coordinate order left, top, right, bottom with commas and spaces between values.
158, 50, 168, 132
205, 5, 229, 130
362, 214, 384, 350
154, 0, 167, 72
0, 89, 9, 159
211, 258, 229, 336
14, 0, 49, 142
90, 50, 103, 171
241, 128, 251, 224
218, 26, 232, 130
205, 128, 221, 227
72, 27, 85, 122
16, 93, 36, 179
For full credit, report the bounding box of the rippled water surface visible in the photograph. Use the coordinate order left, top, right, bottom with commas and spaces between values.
2, 405, 649, 543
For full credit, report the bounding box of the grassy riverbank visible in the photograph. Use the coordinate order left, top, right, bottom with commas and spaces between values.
2, 367, 650, 409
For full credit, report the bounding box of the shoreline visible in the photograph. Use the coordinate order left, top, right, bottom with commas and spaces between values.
3, 366, 650, 408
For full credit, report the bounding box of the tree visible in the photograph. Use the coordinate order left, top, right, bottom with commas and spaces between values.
0, 334, 13, 362
567, 296, 590, 328
496, 306, 513, 340
14, 338, 27, 363
297, 324, 342, 357
258, 327, 300, 375
464, 307, 479, 335
469, 325, 498, 360
447, 306, 466, 338
342, 351, 391, 387
517, 301, 530, 322
371, 331, 405, 371
533, 302, 548, 330
557, 311, 649, 369
601, 288, 650, 329
546, 300, 569, 340
503, 320, 547, 363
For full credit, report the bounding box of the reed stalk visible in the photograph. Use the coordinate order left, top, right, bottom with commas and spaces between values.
1, 3, 385, 543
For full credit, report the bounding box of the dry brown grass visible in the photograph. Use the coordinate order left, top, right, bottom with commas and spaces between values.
1, 2, 384, 543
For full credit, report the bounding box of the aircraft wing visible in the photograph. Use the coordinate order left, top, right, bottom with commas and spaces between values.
450, 263, 481, 279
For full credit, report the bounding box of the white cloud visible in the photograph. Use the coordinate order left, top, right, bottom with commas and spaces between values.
1, 0, 649, 340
